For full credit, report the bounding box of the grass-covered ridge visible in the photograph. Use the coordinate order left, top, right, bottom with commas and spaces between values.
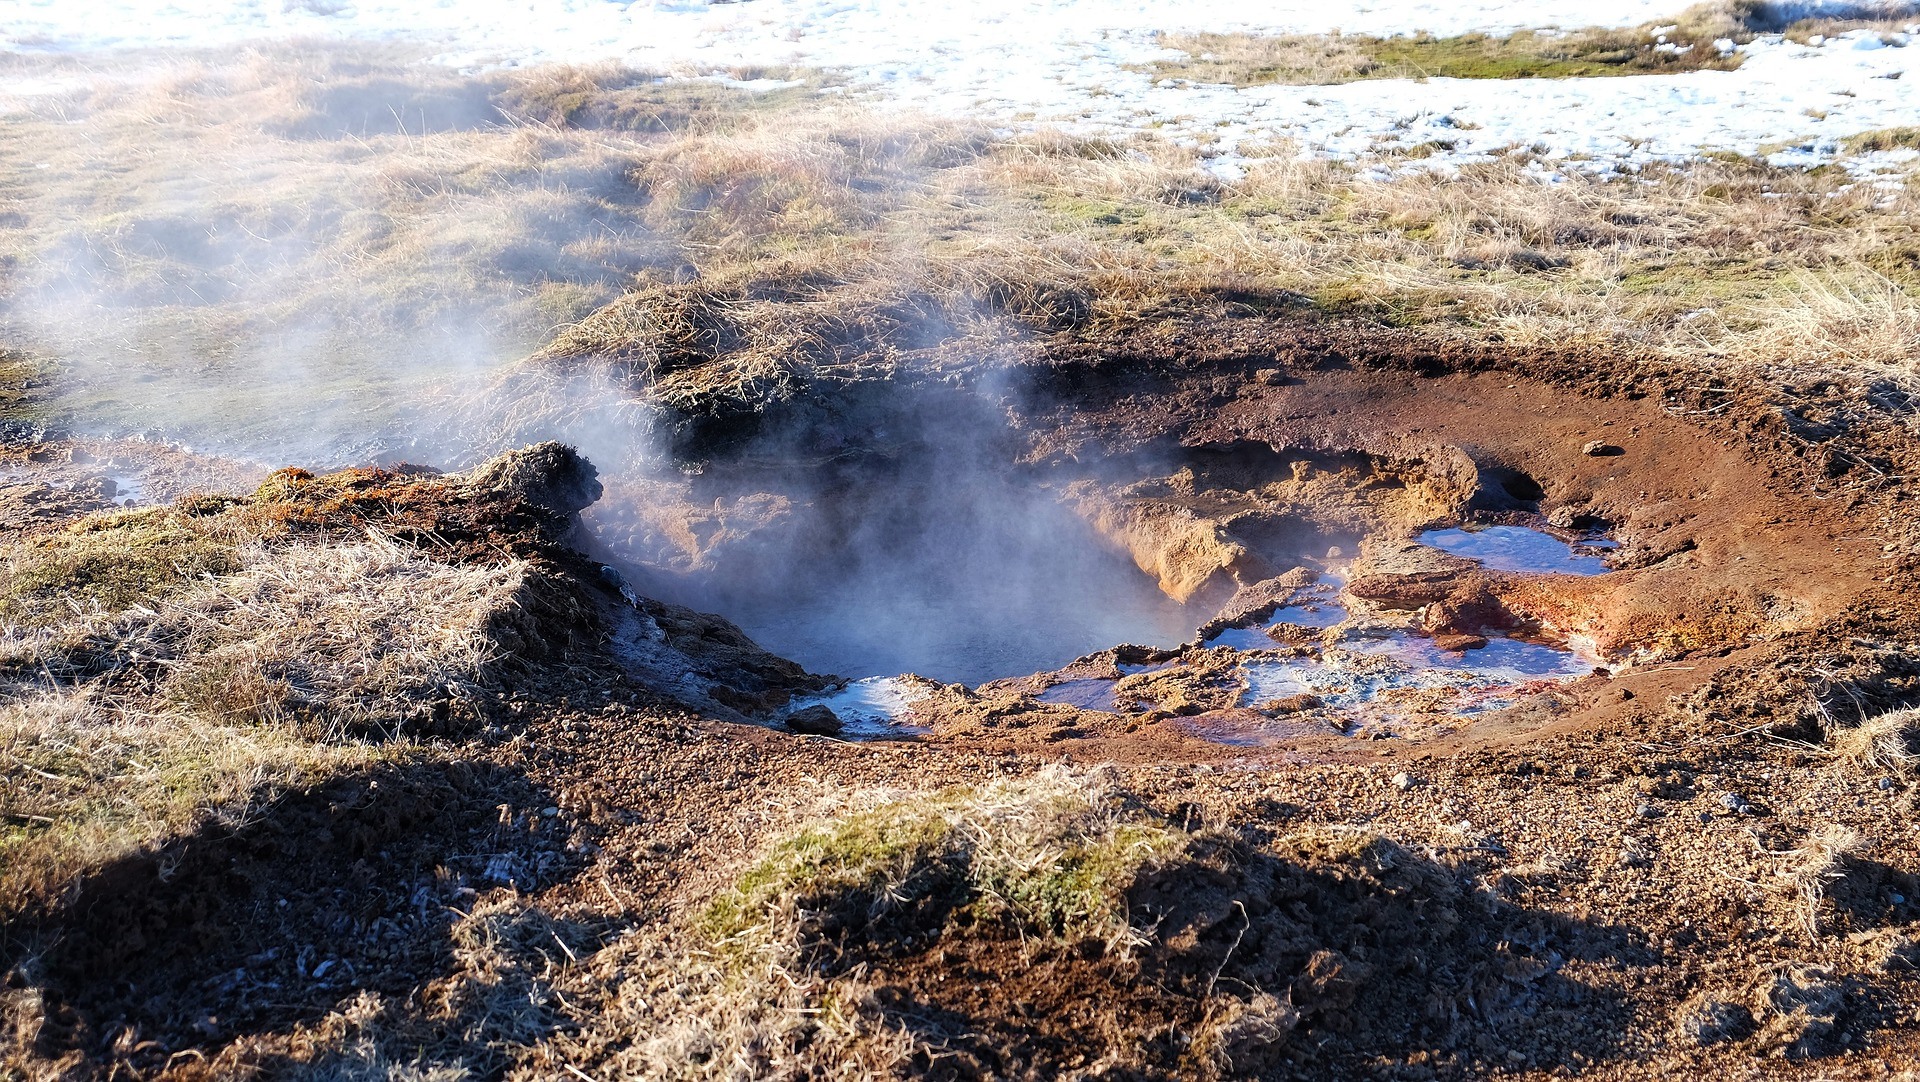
1146, 2, 1917, 85
0, 456, 549, 928
494, 103, 1920, 439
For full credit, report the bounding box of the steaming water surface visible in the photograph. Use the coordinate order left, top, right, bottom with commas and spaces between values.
721, 563, 1196, 686
639, 489, 1198, 686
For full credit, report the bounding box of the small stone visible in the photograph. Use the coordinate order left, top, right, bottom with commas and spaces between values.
1546, 505, 1582, 529
1637, 802, 1663, 818
1392, 772, 1417, 791
1718, 792, 1747, 813
1432, 633, 1489, 652
1264, 693, 1323, 714
541, 806, 559, 817
1878, 776, 1897, 791
72, 475, 117, 500
786, 704, 843, 736
1582, 440, 1624, 457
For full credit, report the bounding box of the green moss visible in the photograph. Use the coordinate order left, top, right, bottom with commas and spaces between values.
974, 822, 1181, 934
1364, 31, 1739, 81
1043, 196, 1146, 227
0, 509, 242, 628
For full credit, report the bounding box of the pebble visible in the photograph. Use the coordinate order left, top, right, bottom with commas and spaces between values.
1582, 440, 1624, 456
1393, 772, 1417, 791
1718, 792, 1746, 813
1637, 802, 1664, 818
1878, 777, 1897, 791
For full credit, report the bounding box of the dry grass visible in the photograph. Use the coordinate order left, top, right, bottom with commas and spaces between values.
0, 46, 805, 453
0, 506, 248, 629
495, 108, 1920, 433
4, 533, 529, 733
0, 534, 531, 920
1835, 706, 1920, 776
6, 44, 1916, 454
0, 688, 403, 918
1785, 824, 1864, 941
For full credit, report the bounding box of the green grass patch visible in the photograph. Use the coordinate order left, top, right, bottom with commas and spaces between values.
702, 774, 1186, 952
0, 352, 56, 433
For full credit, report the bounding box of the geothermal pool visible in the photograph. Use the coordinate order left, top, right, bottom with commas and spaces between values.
775, 523, 1614, 741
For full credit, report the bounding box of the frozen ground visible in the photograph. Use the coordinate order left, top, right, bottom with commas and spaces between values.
1, 1, 1917, 174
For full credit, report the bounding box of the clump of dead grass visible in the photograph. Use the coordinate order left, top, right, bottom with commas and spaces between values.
1752, 962, 1850, 1057
1835, 706, 1920, 776
1784, 824, 1865, 941
9, 534, 530, 734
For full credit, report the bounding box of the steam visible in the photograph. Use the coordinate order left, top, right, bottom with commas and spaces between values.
0, 45, 656, 466
1, 44, 1206, 684
583, 374, 1202, 684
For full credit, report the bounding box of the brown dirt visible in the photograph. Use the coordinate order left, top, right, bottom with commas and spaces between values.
7, 309, 1920, 1080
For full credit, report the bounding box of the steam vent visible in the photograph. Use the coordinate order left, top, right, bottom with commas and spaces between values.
2, 6, 1918, 1080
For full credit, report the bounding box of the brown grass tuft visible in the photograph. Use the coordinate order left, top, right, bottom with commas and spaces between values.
1835, 706, 1920, 776
1786, 824, 1864, 941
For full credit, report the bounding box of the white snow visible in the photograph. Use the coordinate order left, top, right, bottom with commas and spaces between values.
2, 0, 1917, 175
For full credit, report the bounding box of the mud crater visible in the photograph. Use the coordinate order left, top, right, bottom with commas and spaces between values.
586, 364, 1852, 749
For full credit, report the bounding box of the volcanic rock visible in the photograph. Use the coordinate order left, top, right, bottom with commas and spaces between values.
786, 705, 844, 736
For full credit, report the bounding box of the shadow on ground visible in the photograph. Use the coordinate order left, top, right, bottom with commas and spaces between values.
7, 758, 580, 1075
856, 831, 1647, 1079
